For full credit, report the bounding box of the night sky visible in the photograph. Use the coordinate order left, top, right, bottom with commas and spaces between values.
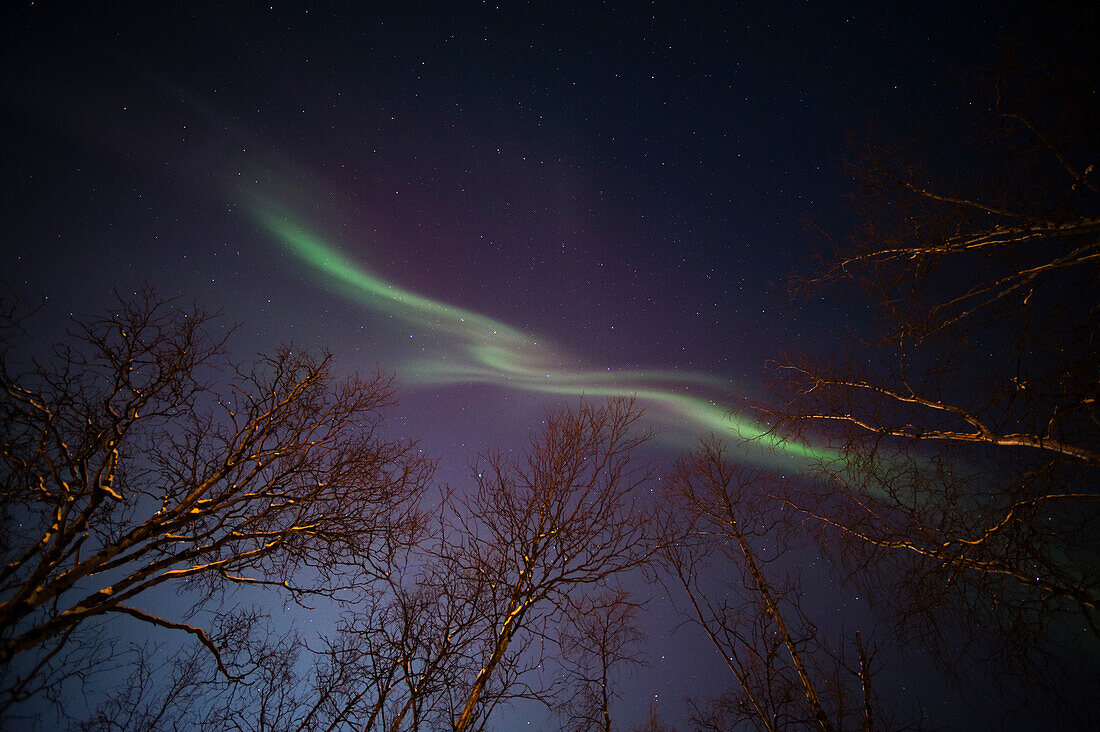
1, 1, 1063, 728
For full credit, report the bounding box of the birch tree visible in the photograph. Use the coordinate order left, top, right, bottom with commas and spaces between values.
766, 36, 1099, 715
557, 590, 645, 732
0, 289, 431, 718
660, 440, 883, 732
443, 398, 654, 732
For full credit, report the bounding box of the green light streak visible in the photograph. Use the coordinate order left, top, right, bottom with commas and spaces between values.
246, 197, 839, 470
254, 206, 533, 348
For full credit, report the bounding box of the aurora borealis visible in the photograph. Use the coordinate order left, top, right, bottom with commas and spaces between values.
4, 1, 1055, 727
248, 196, 835, 467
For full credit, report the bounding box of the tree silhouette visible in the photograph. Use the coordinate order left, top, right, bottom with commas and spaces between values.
660, 439, 888, 732
557, 589, 645, 732
443, 398, 655, 732
765, 33, 1100, 717
0, 289, 431, 718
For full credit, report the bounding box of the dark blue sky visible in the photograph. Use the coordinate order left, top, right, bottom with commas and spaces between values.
6, 2, 1036, 459
2, 1, 1060, 727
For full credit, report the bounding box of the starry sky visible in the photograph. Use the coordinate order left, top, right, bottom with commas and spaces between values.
2, 1, 1057, 727
5, 1, 1017, 470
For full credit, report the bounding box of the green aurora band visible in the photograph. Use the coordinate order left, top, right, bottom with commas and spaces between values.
249, 201, 839, 470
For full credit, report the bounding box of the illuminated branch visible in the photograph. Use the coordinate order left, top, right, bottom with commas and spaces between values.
446, 399, 654, 732
108, 605, 239, 681
0, 288, 431, 713
770, 58, 1100, 715
772, 365, 1100, 465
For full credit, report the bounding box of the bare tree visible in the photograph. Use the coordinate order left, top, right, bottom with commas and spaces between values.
557, 590, 645, 732
0, 288, 431, 720
659, 439, 889, 732
141, 400, 655, 732
69, 546, 490, 732
76, 609, 303, 732
631, 701, 678, 732
765, 31, 1099, 718
442, 398, 655, 732
295, 545, 495, 732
